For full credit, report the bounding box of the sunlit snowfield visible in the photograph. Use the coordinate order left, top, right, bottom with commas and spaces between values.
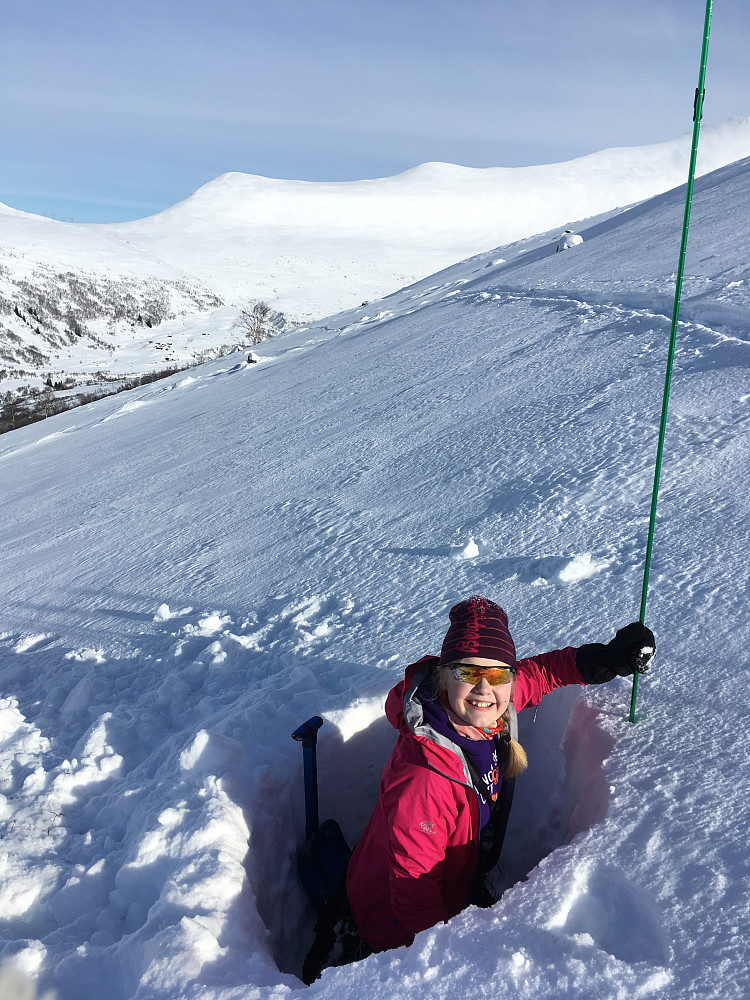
0, 156, 749, 999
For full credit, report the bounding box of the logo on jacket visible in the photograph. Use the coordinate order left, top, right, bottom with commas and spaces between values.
419, 820, 436, 834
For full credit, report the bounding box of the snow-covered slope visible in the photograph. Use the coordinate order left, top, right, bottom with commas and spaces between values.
1, 119, 748, 388
0, 155, 748, 1000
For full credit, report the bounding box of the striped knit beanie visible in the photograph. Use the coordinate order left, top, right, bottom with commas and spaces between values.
438, 595, 517, 670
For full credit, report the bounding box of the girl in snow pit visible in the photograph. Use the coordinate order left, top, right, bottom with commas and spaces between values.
303, 595, 654, 983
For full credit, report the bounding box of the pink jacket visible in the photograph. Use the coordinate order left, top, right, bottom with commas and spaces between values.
346, 647, 584, 952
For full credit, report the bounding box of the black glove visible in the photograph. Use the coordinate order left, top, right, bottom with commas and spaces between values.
575, 622, 656, 685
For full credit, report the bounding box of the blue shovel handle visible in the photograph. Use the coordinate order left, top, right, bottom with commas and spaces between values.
292, 716, 324, 840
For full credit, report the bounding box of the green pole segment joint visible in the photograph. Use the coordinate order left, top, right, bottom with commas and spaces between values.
629, 0, 714, 724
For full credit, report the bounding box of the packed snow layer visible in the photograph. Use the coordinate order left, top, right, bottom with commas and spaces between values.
0, 156, 749, 999
1, 118, 749, 386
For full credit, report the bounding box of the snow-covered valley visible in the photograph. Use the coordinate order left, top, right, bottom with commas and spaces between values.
2, 118, 748, 395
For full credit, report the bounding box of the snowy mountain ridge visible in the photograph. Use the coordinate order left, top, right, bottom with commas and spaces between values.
0, 152, 748, 999
1, 117, 748, 391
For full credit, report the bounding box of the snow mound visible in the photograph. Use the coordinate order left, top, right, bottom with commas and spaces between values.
556, 231, 584, 251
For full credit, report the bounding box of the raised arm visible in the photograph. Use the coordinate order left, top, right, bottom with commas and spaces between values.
513, 646, 584, 710
513, 622, 656, 711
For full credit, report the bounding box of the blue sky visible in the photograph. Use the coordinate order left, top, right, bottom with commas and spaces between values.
2, 0, 748, 223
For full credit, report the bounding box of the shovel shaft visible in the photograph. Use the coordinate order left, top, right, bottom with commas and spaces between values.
292, 716, 324, 840
292, 715, 352, 910
302, 742, 320, 840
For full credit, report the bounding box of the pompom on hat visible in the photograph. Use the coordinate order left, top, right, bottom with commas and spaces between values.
438, 595, 517, 670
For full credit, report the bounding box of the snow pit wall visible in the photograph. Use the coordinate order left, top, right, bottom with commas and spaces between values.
0, 616, 625, 992
268, 683, 614, 977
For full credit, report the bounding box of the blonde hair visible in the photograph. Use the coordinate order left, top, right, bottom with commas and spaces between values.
434, 667, 527, 778
502, 707, 528, 778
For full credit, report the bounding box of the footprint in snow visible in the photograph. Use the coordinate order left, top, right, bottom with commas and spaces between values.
13, 633, 56, 654
523, 553, 608, 585
456, 538, 481, 560
547, 862, 670, 965
64, 647, 107, 664
99, 399, 150, 423
483, 552, 611, 586
557, 553, 610, 583
153, 603, 194, 622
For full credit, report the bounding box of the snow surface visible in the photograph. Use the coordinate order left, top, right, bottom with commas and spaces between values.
0, 151, 749, 999
2, 119, 749, 390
